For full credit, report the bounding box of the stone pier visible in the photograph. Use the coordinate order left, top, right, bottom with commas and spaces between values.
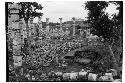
72, 17, 76, 36
38, 16, 43, 41
38, 16, 42, 29
59, 18, 63, 31
46, 18, 50, 32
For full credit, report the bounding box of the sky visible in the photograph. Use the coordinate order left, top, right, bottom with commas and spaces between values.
37, 1, 88, 23
104, 3, 119, 19
34, 1, 119, 23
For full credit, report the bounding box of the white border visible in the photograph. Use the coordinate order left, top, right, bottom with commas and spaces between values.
0, 0, 124, 83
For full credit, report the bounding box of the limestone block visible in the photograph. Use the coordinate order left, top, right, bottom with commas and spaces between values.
98, 73, 114, 82
55, 72, 63, 77
63, 73, 70, 81
10, 14, 19, 22
13, 45, 21, 50
69, 72, 78, 80
8, 3, 21, 9
13, 36, 21, 45
88, 73, 98, 81
113, 79, 121, 82
13, 49, 21, 55
13, 56, 23, 68
12, 22, 19, 29
78, 71, 88, 78
10, 9, 19, 14
13, 39, 20, 45
108, 69, 118, 77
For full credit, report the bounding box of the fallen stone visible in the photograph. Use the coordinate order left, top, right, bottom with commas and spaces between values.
88, 73, 98, 81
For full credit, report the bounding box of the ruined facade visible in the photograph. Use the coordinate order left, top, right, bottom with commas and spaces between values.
8, 3, 22, 56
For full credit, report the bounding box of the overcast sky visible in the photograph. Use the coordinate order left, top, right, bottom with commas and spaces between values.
34, 1, 119, 23
39, 1, 88, 22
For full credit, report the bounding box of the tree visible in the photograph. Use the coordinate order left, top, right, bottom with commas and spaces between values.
18, 2, 43, 23
17, 2, 43, 55
110, 1, 123, 66
85, 1, 108, 39
18, 2, 43, 36
85, 1, 123, 45
85, 1, 123, 69
111, 1, 123, 24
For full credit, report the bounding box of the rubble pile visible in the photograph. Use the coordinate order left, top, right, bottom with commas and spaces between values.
9, 36, 120, 82
24, 38, 105, 67
9, 64, 121, 82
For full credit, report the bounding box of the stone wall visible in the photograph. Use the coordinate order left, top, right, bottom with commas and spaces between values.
7, 3, 26, 67
8, 3, 22, 56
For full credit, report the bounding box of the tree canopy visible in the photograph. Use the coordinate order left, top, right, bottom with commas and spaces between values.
85, 1, 123, 45
18, 2, 43, 23
85, 1, 123, 69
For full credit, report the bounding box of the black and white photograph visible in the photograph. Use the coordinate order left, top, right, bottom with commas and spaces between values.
5, 0, 123, 82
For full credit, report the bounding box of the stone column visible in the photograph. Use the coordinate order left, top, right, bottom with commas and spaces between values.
38, 16, 42, 28
9, 3, 21, 56
38, 16, 43, 40
29, 17, 34, 24
46, 18, 49, 32
59, 18, 63, 31
72, 17, 76, 36
79, 29, 82, 35
38, 16, 42, 23
86, 29, 91, 38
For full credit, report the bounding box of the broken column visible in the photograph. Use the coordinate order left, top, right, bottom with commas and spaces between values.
29, 17, 34, 24
79, 29, 82, 35
38, 16, 43, 40
59, 18, 64, 36
8, 3, 22, 56
46, 18, 49, 32
85, 29, 91, 38
72, 17, 76, 36
59, 18, 63, 31
8, 3, 24, 69
38, 16, 42, 23
38, 16, 42, 29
